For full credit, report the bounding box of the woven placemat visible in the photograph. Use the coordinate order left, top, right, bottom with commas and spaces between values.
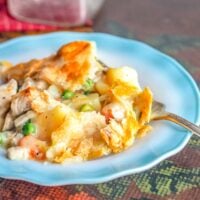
0, 31, 199, 200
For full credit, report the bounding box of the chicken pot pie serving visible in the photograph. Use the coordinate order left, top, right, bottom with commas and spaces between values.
0, 41, 153, 163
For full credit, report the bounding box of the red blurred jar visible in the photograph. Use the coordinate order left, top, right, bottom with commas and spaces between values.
8, 0, 105, 27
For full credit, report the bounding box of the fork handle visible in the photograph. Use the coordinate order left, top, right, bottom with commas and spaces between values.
154, 113, 200, 137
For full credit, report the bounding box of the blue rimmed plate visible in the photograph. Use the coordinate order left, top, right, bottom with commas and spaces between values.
0, 32, 199, 186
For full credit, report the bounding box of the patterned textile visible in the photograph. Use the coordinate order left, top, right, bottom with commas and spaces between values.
0, 0, 61, 31
0, 0, 92, 31
0, 0, 200, 199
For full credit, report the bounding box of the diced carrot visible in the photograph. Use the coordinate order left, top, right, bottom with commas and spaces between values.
19, 135, 37, 147
19, 136, 46, 160
101, 108, 113, 123
101, 103, 125, 123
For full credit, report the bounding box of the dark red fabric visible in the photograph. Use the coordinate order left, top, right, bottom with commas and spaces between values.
0, 0, 61, 31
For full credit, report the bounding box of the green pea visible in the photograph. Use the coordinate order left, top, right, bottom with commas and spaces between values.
0, 133, 6, 146
83, 79, 94, 93
22, 122, 36, 136
84, 91, 91, 95
62, 90, 75, 100
79, 104, 94, 112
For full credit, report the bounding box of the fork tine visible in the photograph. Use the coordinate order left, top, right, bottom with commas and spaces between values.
151, 100, 167, 119
96, 58, 108, 69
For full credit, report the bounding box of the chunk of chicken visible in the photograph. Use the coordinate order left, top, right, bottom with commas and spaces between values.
0, 79, 18, 130
11, 89, 31, 117
7, 147, 30, 160
30, 88, 61, 113
0, 107, 8, 131
14, 111, 36, 128
0, 79, 18, 107
19, 77, 35, 91
2, 111, 14, 131
19, 77, 48, 91
11, 87, 61, 116
34, 80, 48, 90
101, 102, 125, 122
100, 119, 124, 153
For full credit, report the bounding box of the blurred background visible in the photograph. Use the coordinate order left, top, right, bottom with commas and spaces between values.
1, 0, 199, 84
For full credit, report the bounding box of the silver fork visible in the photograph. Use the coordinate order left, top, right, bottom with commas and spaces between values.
151, 101, 200, 137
